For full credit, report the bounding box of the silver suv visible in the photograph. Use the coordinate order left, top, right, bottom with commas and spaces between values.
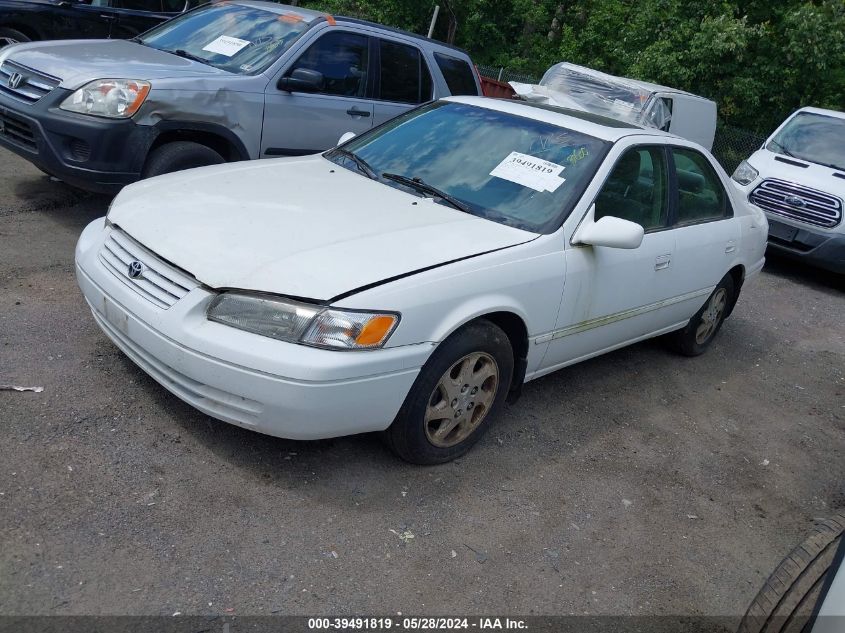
0, 0, 481, 192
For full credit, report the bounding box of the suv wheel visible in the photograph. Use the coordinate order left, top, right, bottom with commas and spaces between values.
0, 28, 30, 48
142, 141, 225, 179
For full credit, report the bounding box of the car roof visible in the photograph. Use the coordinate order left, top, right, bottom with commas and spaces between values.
225, 2, 472, 56
444, 96, 680, 143
794, 106, 845, 120
333, 17, 472, 56
225, 0, 328, 22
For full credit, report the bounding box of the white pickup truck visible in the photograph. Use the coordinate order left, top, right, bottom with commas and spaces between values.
732, 106, 845, 274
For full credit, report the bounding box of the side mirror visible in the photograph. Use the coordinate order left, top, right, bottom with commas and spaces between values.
337, 132, 356, 146
278, 68, 324, 93
575, 212, 644, 249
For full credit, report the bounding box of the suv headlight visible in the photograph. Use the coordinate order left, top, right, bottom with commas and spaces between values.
207, 292, 400, 350
60, 79, 150, 118
731, 160, 759, 186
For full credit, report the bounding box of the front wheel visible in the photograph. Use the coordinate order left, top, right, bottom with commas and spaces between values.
669, 273, 735, 356
142, 141, 224, 179
385, 320, 513, 464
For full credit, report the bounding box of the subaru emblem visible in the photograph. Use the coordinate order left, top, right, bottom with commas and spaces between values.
784, 194, 806, 208
7, 72, 23, 90
128, 261, 144, 279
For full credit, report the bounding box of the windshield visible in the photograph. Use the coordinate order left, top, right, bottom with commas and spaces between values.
139, 3, 314, 75
327, 102, 609, 233
768, 111, 845, 171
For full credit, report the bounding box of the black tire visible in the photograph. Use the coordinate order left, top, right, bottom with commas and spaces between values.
669, 273, 735, 357
385, 320, 513, 465
739, 513, 845, 633
142, 141, 224, 179
0, 27, 30, 47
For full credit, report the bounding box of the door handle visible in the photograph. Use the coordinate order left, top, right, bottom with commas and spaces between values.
346, 107, 370, 117
725, 241, 737, 254
654, 254, 671, 271
99, 14, 117, 20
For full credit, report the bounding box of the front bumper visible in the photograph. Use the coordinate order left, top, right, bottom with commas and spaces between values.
75, 219, 431, 440
0, 89, 155, 193
765, 217, 845, 274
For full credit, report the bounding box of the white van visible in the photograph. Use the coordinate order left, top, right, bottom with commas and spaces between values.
510, 62, 717, 149
731, 106, 844, 274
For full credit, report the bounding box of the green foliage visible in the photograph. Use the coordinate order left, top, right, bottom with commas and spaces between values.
298, 0, 845, 132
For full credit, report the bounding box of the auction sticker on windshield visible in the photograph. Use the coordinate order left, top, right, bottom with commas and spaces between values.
202, 36, 251, 57
490, 152, 565, 192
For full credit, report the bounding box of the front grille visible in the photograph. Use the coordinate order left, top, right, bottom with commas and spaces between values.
0, 108, 35, 149
750, 179, 842, 228
0, 60, 61, 103
98, 229, 198, 309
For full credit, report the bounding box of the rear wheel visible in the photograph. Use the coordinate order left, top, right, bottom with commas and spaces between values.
142, 141, 224, 179
385, 321, 513, 464
0, 27, 30, 48
668, 273, 735, 356
739, 513, 845, 633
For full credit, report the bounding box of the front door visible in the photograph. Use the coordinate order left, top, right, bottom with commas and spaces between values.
541, 145, 680, 372
262, 30, 374, 157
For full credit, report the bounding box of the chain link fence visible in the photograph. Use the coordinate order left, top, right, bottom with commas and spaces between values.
476, 64, 539, 85
711, 125, 767, 174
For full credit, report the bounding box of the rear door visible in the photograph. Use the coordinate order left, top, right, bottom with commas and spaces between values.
432, 51, 482, 96
371, 37, 435, 126
262, 29, 375, 157
663, 146, 741, 323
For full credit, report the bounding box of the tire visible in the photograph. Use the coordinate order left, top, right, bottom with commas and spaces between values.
385, 320, 513, 465
739, 513, 845, 633
142, 141, 224, 179
669, 273, 735, 357
0, 27, 30, 48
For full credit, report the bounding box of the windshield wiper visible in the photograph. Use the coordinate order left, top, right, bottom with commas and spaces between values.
382, 173, 472, 214
332, 148, 377, 180
770, 140, 797, 159
171, 49, 210, 65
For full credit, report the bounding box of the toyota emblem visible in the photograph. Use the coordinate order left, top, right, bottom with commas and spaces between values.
7, 72, 23, 90
128, 261, 144, 279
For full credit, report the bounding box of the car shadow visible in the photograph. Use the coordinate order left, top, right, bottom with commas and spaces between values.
763, 252, 844, 293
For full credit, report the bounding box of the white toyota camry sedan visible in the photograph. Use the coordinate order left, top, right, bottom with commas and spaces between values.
75, 96, 767, 464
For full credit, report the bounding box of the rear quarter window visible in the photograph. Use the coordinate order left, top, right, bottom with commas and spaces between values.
433, 52, 478, 96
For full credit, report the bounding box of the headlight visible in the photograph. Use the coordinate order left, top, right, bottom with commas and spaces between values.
207, 293, 399, 350
731, 160, 759, 186
60, 79, 150, 118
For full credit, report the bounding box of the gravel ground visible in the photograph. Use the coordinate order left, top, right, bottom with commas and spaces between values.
0, 151, 843, 618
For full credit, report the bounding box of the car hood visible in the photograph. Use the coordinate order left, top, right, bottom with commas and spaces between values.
109, 156, 537, 301
748, 149, 845, 200
2, 40, 224, 90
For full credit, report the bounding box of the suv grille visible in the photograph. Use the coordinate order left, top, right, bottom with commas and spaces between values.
750, 179, 842, 228
0, 61, 61, 103
0, 108, 35, 149
99, 229, 198, 309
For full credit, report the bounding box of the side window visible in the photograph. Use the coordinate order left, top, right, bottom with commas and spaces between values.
287, 31, 370, 98
433, 52, 477, 96
594, 146, 669, 231
672, 148, 729, 224
378, 40, 433, 104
